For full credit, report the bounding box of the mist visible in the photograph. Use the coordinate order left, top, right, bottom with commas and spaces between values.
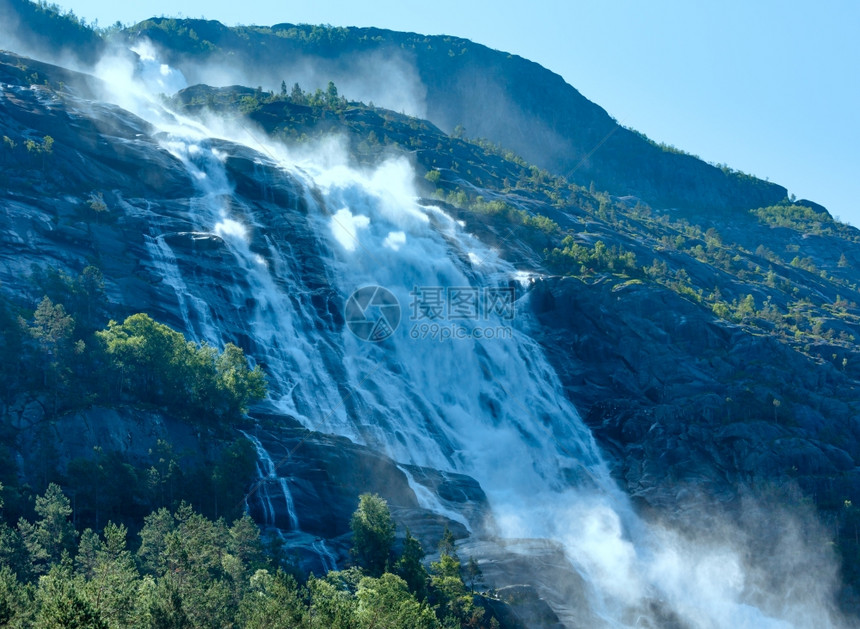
170, 43, 429, 119
0, 0, 104, 71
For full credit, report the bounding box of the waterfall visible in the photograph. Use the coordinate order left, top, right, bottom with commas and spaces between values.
143, 233, 219, 344
313, 539, 338, 573
97, 52, 846, 629
151, 134, 353, 433
241, 429, 341, 573
241, 430, 300, 531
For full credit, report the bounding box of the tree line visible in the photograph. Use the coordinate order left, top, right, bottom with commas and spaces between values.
0, 487, 502, 628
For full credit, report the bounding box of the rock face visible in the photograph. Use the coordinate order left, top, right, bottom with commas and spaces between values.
241, 414, 491, 570
18, 406, 200, 469
528, 276, 860, 512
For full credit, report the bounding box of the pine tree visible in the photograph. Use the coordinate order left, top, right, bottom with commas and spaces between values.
395, 528, 429, 600
18, 483, 77, 573
325, 81, 339, 108
80, 523, 140, 627
465, 556, 483, 593
290, 82, 304, 104
35, 561, 108, 629
437, 525, 457, 560
349, 493, 395, 577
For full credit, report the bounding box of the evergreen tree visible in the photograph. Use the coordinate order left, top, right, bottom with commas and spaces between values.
79, 523, 140, 627
147, 578, 190, 629
71, 265, 106, 334
395, 528, 429, 600
27, 297, 75, 356
325, 80, 339, 107
307, 573, 357, 629
0, 521, 31, 582
224, 514, 266, 599
238, 569, 307, 629
137, 508, 175, 576
437, 525, 457, 560
429, 533, 488, 627
215, 343, 267, 417
0, 566, 30, 627
290, 82, 304, 104
18, 483, 77, 573
465, 556, 483, 593
355, 573, 439, 629
97, 314, 265, 423
24, 297, 77, 410
350, 493, 395, 577
35, 561, 108, 629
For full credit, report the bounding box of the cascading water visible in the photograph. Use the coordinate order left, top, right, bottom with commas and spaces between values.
147, 129, 352, 431
143, 232, 219, 342
313, 539, 338, 574
94, 50, 847, 628
241, 431, 300, 531
239, 428, 340, 572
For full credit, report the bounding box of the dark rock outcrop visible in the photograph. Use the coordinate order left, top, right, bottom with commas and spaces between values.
528, 275, 860, 512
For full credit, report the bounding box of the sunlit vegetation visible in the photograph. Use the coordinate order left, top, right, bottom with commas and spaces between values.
549, 236, 638, 276
0, 265, 266, 426
625, 127, 701, 159
27, 1, 91, 28
752, 202, 836, 234
131, 19, 473, 60
97, 314, 266, 423
1, 134, 54, 165
468, 197, 559, 234
415, 134, 859, 356
228, 80, 350, 116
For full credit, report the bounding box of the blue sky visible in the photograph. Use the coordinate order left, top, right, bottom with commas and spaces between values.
56, 0, 860, 225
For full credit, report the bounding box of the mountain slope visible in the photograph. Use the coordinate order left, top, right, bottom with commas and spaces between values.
120, 18, 788, 215
1, 6, 860, 625
0, 1, 789, 213
0, 0, 105, 64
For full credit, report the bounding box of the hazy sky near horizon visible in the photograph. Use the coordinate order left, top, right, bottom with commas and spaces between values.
53, 0, 860, 225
